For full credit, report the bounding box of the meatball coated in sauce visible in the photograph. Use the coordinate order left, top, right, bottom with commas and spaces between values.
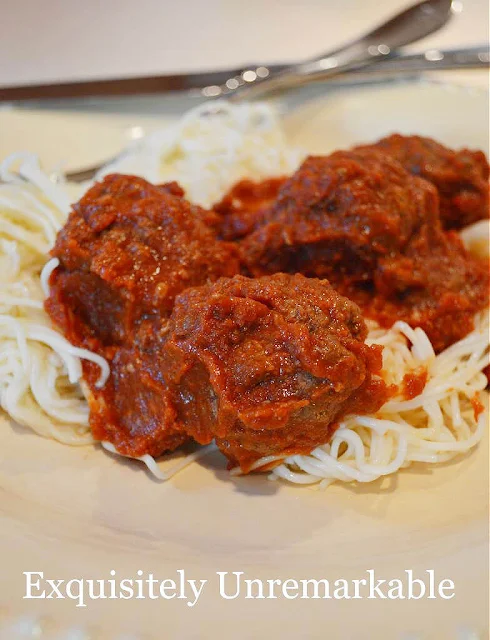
241, 149, 439, 281
47, 173, 240, 349
163, 274, 388, 472
357, 134, 489, 230
356, 226, 489, 353
46, 174, 240, 458
240, 151, 489, 352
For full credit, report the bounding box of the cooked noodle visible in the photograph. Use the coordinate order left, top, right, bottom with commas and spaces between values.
0, 103, 488, 487
101, 441, 219, 480
0, 155, 108, 445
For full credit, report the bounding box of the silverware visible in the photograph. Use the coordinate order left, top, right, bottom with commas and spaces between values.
0, 0, 453, 105
205, 0, 453, 101
57, 0, 457, 184
62, 44, 488, 184
225, 45, 489, 99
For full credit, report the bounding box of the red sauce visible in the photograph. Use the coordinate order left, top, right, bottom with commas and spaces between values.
162, 273, 389, 471
483, 364, 490, 386
239, 151, 489, 353
46, 176, 389, 467
46, 174, 240, 458
213, 177, 286, 240
471, 394, 485, 420
402, 367, 428, 400
45, 134, 489, 468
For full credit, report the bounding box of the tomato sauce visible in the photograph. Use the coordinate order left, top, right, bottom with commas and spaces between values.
402, 367, 428, 400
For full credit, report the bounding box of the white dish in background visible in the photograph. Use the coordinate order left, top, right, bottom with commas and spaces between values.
0, 80, 488, 640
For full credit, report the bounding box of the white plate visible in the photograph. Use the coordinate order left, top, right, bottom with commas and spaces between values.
0, 108, 171, 175
0, 81, 488, 640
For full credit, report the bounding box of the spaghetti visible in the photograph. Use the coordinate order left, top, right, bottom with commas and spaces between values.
0, 155, 108, 446
0, 103, 488, 488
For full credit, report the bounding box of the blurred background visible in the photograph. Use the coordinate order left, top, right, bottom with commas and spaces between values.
1, 0, 488, 91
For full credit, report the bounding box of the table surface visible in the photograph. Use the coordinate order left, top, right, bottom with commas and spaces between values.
1, 0, 489, 89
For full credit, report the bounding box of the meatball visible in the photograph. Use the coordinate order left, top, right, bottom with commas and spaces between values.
357, 134, 489, 230
46, 173, 240, 457
240, 151, 488, 352
367, 226, 489, 353
163, 273, 388, 472
241, 149, 439, 281
47, 173, 240, 348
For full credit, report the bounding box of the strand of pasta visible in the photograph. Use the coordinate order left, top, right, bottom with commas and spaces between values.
0, 154, 109, 446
